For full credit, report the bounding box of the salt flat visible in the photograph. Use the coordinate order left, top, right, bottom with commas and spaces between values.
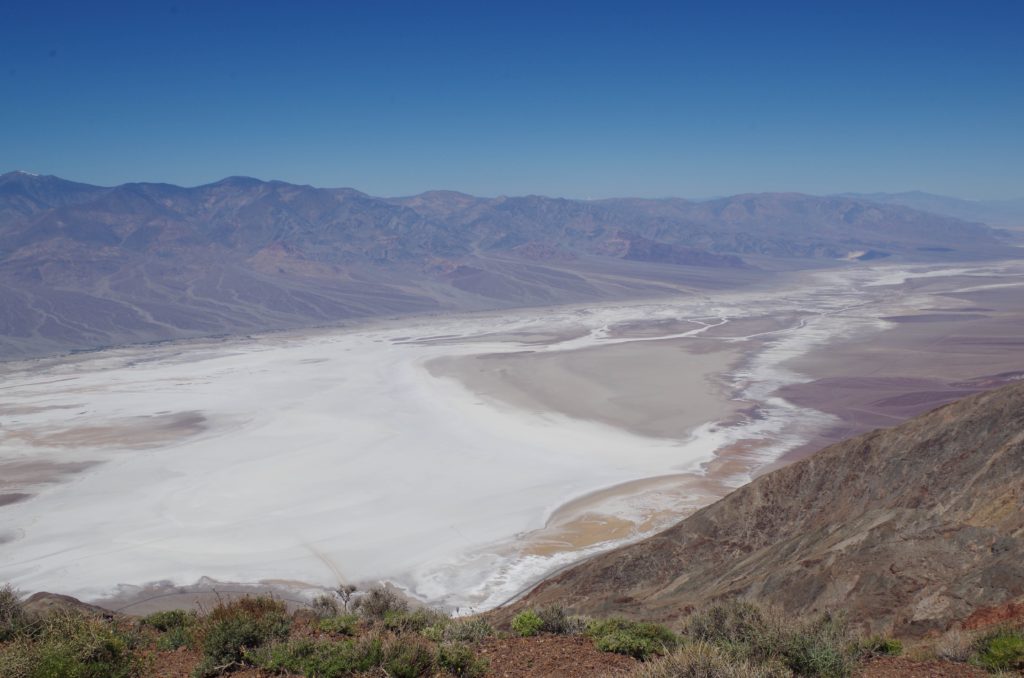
1, 260, 1021, 611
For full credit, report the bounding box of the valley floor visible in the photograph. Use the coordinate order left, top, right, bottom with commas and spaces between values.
1, 260, 1023, 612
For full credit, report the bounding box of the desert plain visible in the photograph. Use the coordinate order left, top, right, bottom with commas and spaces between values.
1, 259, 1023, 613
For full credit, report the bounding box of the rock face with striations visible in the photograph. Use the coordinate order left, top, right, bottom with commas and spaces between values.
519, 381, 1024, 636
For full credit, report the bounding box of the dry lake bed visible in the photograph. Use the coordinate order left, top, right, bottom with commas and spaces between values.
2, 260, 1023, 612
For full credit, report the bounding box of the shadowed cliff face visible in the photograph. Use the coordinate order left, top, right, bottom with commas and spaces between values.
0, 171, 1015, 359
518, 381, 1024, 636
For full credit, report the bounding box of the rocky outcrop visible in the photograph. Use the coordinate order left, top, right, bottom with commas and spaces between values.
520, 382, 1024, 636
20, 592, 111, 618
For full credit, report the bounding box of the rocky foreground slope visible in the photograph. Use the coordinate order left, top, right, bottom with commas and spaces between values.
519, 381, 1024, 636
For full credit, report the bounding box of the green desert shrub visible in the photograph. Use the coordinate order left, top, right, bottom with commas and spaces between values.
438, 617, 495, 643
318, 613, 360, 636
511, 610, 544, 637
309, 594, 340, 619
586, 617, 679, 660
0, 610, 143, 678
248, 633, 487, 678
155, 625, 192, 651
509, 605, 587, 637
381, 606, 450, 634
143, 609, 197, 649
247, 635, 385, 676
437, 641, 488, 677
535, 604, 588, 635
685, 603, 855, 677
354, 587, 408, 621
381, 634, 438, 678
782, 612, 855, 677
0, 584, 28, 642
858, 635, 903, 657
970, 627, 1024, 672
686, 600, 784, 658
192, 596, 291, 676
631, 640, 793, 678
142, 608, 196, 632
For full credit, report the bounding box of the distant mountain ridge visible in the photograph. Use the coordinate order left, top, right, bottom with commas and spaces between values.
840, 190, 1024, 230
0, 171, 1015, 359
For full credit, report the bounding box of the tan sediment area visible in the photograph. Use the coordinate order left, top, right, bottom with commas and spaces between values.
428, 337, 746, 441
518, 437, 778, 557
521, 474, 719, 557
1, 410, 207, 449
429, 331, 781, 557
0, 459, 101, 492
0, 459, 103, 509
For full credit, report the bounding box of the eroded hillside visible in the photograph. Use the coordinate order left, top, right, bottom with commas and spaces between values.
519, 381, 1024, 636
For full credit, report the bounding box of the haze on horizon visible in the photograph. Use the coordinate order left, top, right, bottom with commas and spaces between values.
1, 1, 1022, 200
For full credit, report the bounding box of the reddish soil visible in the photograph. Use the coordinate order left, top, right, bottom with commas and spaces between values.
140, 647, 202, 678
855, 656, 988, 677
478, 634, 639, 677
141, 648, 281, 678
962, 600, 1024, 630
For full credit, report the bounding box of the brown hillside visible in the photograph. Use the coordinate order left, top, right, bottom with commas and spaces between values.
518, 381, 1024, 636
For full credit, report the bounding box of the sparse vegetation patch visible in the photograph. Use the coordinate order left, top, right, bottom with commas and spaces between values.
2, 581, 1018, 677
632, 640, 793, 678
586, 616, 679, 660
246, 635, 385, 675
970, 626, 1024, 672
858, 635, 903, 657
0, 585, 27, 643
353, 586, 407, 621
0, 610, 143, 678
511, 609, 545, 637
191, 596, 291, 676
683, 602, 855, 677
317, 613, 360, 636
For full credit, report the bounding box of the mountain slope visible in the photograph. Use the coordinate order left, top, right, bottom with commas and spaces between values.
841, 191, 1024, 231
0, 171, 109, 222
0, 172, 1016, 359
518, 381, 1024, 636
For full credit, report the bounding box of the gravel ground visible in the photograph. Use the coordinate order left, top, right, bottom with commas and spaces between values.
856, 656, 992, 677
477, 634, 639, 677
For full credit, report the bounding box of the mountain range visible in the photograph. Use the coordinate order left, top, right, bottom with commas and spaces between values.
0, 171, 1017, 359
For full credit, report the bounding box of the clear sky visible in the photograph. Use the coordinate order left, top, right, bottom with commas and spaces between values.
1, 1, 1022, 199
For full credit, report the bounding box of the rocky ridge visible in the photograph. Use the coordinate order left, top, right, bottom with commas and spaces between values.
518, 380, 1024, 636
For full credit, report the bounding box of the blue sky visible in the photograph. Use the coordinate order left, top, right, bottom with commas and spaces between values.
1, 1, 1022, 198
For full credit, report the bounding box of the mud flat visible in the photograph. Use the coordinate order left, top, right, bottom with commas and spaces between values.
774, 264, 1024, 466
427, 338, 744, 441
0, 304, 763, 612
